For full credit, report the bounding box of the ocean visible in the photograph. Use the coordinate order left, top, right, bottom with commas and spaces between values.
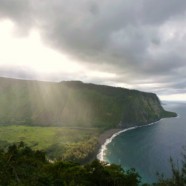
98, 101, 186, 183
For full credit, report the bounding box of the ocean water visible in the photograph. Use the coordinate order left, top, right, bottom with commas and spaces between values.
100, 101, 186, 183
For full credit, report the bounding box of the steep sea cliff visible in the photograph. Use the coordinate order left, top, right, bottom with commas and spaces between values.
119, 91, 176, 128
0, 78, 176, 128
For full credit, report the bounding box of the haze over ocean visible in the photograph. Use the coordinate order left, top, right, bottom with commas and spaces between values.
102, 101, 186, 183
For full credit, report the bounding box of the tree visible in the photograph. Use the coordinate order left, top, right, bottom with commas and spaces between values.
154, 148, 186, 186
0, 142, 141, 186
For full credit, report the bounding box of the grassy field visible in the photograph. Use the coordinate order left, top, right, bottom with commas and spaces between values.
0, 125, 100, 162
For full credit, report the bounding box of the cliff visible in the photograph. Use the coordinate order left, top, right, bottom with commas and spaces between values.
0, 78, 176, 129
119, 91, 176, 128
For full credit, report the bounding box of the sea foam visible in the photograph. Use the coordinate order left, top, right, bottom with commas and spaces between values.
97, 127, 136, 161
97, 119, 166, 162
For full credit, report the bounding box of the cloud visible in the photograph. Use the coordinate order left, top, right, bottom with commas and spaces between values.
0, 0, 33, 35
0, 65, 36, 80
0, 0, 186, 97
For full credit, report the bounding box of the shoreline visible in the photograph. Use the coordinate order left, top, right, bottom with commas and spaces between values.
98, 128, 122, 145
96, 128, 122, 161
96, 117, 176, 162
97, 127, 136, 161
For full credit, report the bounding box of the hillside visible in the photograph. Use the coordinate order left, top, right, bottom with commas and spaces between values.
0, 77, 176, 129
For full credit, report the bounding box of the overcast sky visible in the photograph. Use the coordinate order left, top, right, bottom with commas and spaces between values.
0, 0, 186, 100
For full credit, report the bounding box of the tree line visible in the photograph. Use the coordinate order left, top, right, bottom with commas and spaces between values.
0, 142, 186, 186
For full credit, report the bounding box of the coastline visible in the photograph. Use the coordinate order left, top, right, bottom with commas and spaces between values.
98, 129, 122, 145
96, 128, 122, 161
96, 118, 170, 162
95, 113, 178, 162
97, 127, 136, 161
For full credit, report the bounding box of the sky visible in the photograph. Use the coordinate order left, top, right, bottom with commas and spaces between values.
0, 0, 186, 101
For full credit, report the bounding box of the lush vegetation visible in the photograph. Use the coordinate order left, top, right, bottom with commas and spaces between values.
0, 125, 100, 163
0, 142, 141, 186
0, 78, 176, 129
1, 142, 186, 186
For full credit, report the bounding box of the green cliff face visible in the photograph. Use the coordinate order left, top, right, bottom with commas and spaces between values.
0, 78, 176, 129
120, 91, 176, 128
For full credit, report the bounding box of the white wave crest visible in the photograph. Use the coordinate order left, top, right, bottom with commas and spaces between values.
97, 120, 164, 162
97, 127, 136, 161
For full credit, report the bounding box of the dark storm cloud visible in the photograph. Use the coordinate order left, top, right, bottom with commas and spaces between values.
0, 0, 30, 19
0, 0, 186, 95
140, 0, 186, 24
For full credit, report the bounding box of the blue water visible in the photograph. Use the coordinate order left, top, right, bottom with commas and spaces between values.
104, 101, 186, 183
